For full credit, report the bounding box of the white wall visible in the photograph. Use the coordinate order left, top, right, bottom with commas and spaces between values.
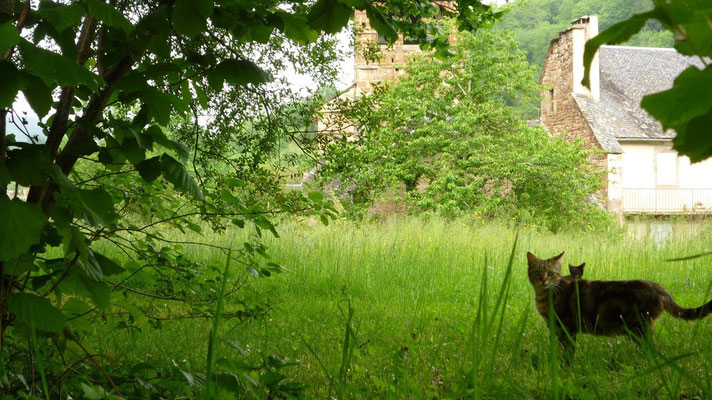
620, 142, 712, 189
618, 141, 712, 213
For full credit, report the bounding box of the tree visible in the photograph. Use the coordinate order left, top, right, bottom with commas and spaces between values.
0, 0, 500, 397
582, 1, 712, 163
499, 0, 673, 68
320, 28, 607, 231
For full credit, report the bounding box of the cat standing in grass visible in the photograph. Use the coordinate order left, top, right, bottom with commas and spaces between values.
527, 251, 712, 354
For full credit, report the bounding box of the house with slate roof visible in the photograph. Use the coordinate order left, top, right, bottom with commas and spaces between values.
541, 16, 712, 217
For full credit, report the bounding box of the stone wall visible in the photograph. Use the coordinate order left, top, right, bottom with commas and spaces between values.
353, 10, 423, 93
540, 22, 611, 206
540, 28, 602, 152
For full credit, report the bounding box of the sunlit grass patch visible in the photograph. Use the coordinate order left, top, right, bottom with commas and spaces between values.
94, 217, 712, 398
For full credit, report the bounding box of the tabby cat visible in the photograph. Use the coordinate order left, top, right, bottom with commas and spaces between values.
527, 251, 712, 353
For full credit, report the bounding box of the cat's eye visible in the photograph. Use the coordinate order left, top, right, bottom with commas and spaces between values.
546, 271, 554, 277
532, 271, 541, 277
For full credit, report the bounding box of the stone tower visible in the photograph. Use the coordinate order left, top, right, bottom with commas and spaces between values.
353, 10, 439, 93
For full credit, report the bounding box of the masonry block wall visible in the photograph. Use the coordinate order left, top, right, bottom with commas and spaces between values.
353, 10, 425, 93
540, 29, 601, 152
540, 22, 611, 205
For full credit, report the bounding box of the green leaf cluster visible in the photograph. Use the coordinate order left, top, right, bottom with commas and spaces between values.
322, 28, 608, 231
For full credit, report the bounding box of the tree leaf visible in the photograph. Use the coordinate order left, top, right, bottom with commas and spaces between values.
146, 126, 189, 162
143, 87, 180, 126
7, 293, 65, 333
20, 72, 54, 118
51, 167, 119, 227
37, 3, 86, 33
672, 115, 712, 163
63, 298, 93, 317
641, 66, 712, 130
5, 144, 52, 186
84, 0, 134, 36
59, 226, 89, 263
0, 161, 9, 188
160, 154, 205, 201
19, 40, 101, 90
276, 11, 318, 44
307, 191, 325, 202
365, 4, 398, 43
582, 9, 661, 87
0, 21, 21, 53
71, 188, 119, 227
172, 0, 208, 38
196, 0, 214, 18
91, 251, 125, 276
253, 216, 279, 238
208, 59, 272, 90
81, 249, 125, 281
308, 0, 352, 34
82, 277, 111, 309
0, 62, 21, 108
136, 156, 162, 182
3, 254, 38, 276
80, 252, 104, 281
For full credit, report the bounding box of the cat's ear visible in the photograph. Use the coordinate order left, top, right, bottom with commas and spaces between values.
526, 252, 538, 265
552, 251, 565, 267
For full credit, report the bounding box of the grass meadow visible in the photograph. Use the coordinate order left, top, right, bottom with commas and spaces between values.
91, 218, 712, 399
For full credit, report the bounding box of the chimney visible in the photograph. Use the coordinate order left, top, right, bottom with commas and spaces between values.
571, 16, 599, 101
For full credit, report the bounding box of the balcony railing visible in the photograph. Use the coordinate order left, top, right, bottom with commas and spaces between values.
622, 188, 712, 214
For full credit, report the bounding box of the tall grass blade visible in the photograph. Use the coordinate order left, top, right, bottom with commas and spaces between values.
30, 331, 50, 400
301, 336, 335, 395
666, 251, 712, 262
337, 300, 357, 399
205, 249, 231, 399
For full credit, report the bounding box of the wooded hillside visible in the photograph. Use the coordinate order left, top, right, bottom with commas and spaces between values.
499, 0, 672, 67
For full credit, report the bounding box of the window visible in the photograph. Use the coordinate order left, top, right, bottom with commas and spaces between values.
548, 88, 555, 112
656, 152, 678, 186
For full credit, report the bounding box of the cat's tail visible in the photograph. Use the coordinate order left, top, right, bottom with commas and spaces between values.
662, 293, 712, 321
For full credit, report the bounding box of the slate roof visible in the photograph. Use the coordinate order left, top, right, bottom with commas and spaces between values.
574, 45, 705, 153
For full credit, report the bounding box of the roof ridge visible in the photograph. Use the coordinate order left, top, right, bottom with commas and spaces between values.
600, 44, 677, 52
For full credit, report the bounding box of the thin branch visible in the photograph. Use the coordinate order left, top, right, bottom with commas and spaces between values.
75, 169, 136, 186
191, 103, 204, 186
70, 337, 122, 397
123, 208, 306, 232
43, 252, 80, 297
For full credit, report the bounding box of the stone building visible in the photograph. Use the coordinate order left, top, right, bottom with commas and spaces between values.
352, 9, 426, 93
317, 9, 445, 135
541, 16, 712, 216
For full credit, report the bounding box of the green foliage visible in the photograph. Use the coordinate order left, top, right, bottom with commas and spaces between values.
499, 0, 673, 68
6, 293, 64, 334
0, 0, 499, 397
581, 1, 712, 162
0, 198, 46, 261
0, 23, 20, 53
322, 28, 608, 231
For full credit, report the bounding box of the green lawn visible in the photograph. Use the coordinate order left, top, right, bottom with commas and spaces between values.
92, 218, 712, 399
